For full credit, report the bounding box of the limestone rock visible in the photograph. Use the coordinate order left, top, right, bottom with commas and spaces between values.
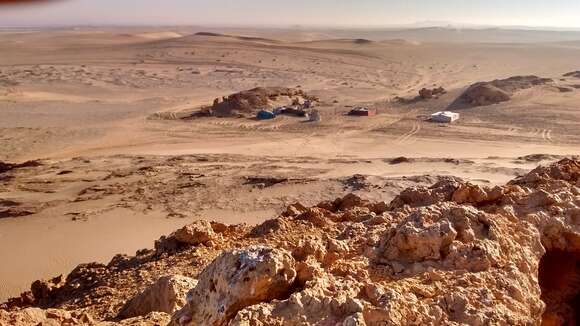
382, 213, 457, 262
4, 159, 580, 326
115, 312, 171, 325
338, 193, 369, 211
389, 178, 462, 209
0, 308, 86, 326
282, 202, 308, 217
452, 183, 504, 205
250, 217, 290, 236
173, 220, 216, 246
171, 246, 297, 326
118, 275, 197, 319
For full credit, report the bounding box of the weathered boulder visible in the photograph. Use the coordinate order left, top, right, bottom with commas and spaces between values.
389, 178, 462, 209
418, 86, 446, 99
338, 193, 369, 211
297, 207, 333, 227
282, 202, 308, 217
171, 246, 297, 326
250, 217, 291, 236
172, 220, 216, 246
381, 213, 457, 262
30, 275, 65, 307
118, 275, 197, 319
0, 308, 92, 326
452, 183, 504, 205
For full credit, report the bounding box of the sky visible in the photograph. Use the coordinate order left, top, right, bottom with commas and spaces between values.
1, 0, 580, 29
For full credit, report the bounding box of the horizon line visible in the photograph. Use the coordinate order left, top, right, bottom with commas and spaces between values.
1, 22, 580, 32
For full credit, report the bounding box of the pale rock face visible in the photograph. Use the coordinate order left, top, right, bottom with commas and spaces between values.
0, 308, 96, 326
173, 220, 216, 246
4, 159, 580, 326
339, 193, 369, 211
381, 214, 457, 262
452, 183, 504, 205
117, 275, 198, 319
114, 312, 172, 325
389, 178, 461, 209
0, 308, 171, 326
297, 207, 333, 227
171, 246, 297, 326
250, 217, 290, 236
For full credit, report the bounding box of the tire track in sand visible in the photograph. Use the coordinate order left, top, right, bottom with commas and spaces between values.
529, 128, 542, 137
541, 129, 553, 143
397, 122, 421, 144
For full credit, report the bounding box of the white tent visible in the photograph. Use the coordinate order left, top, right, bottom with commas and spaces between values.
431, 111, 460, 123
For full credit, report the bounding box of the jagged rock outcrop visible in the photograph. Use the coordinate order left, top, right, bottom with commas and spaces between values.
389, 177, 462, 209
155, 220, 224, 253
171, 246, 297, 326
451, 183, 505, 205
418, 86, 446, 99
173, 220, 216, 246
0, 160, 42, 174
0, 308, 94, 326
2, 159, 580, 326
209, 87, 318, 117
117, 275, 197, 318
459, 75, 553, 107
563, 71, 580, 78
0, 308, 170, 326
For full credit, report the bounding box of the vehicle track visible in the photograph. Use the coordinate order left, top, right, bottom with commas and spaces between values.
529, 128, 542, 137
542, 129, 553, 143
397, 122, 421, 144
527, 128, 553, 142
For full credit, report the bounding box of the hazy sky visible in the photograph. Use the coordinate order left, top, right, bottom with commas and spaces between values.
1, 0, 579, 28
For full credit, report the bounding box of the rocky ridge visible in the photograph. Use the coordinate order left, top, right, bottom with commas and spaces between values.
1, 159, 580, 325
459, 75, 553, 107
208, 87, 318, 117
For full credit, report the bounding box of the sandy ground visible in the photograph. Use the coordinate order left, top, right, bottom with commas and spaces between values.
1, 27, 580, 301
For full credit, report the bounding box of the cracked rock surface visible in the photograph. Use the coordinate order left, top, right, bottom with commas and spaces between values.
2, 159, 580, 325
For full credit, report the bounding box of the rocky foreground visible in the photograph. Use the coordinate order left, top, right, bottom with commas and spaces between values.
2, 159, 580, 325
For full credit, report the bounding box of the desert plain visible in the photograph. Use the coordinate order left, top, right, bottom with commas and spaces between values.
1, 26, 580, 323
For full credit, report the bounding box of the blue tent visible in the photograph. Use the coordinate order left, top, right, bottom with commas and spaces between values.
257, 110, 276, 120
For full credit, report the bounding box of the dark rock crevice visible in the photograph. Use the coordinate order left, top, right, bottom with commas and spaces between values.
539, 249, 580, 326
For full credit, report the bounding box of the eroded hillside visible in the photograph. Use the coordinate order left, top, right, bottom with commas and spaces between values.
1, 159, 579, 325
